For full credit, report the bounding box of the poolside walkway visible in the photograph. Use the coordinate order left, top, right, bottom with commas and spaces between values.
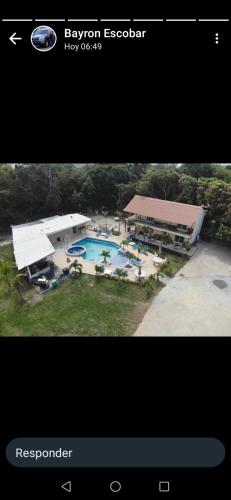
52, 229, 158, 283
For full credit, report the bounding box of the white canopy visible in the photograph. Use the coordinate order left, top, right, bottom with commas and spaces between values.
12, 214, 91, 270
135, 269, 146, 278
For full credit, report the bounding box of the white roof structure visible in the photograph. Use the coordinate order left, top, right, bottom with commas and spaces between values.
12, 214, 91, 270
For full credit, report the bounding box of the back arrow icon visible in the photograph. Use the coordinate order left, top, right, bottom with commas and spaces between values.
9, 32, 22, 45
61, 481, 72, 493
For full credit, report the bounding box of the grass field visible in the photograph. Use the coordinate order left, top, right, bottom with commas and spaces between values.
0, 245, 163, 336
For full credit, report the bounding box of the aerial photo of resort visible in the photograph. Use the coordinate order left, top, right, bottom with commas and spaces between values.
0, 163, 230, 336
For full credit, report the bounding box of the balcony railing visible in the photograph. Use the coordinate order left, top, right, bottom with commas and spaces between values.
134, 218, 192, 235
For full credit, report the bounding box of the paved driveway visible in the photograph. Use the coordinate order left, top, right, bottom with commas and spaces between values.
134, 242, 231, 336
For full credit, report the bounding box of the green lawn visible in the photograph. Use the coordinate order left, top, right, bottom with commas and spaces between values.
0, 245, 163, 337
160, 251, 188, 277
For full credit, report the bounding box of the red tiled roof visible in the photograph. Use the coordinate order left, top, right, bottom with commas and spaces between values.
123, 195, 203, 227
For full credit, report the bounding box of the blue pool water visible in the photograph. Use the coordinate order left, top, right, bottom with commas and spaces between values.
110, 254, 129, 267
71, 237, 121, 263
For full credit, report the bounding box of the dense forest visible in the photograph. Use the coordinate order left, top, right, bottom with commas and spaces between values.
0, 163, 231, 242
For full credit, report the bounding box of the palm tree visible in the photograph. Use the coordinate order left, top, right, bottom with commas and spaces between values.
13, 273, 25, 303
140, 244, 147, 255
126, 251, 133, 267
137, 245, 141, 260
114, 268, 127, 283
69, 259, 82, 278
121, 239, 129, 251
0, 259, 14, 291
100, 250, 111, 263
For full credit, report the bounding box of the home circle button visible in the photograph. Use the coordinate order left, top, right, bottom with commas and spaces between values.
109, 481, 122, 493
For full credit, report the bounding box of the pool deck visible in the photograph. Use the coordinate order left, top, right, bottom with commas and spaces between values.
52, 229, 159, 282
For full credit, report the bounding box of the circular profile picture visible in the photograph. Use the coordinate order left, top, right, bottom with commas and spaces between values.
31, 25, 57, 52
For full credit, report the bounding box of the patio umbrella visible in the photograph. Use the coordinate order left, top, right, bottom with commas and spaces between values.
135, 269, 146, 278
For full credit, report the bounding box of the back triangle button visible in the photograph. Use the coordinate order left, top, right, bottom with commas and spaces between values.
61, 481, 72, 493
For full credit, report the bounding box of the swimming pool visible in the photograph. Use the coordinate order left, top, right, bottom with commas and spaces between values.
69, 237, 123, 263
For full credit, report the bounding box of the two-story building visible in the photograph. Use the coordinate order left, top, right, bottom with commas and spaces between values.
123, 195, 205, 247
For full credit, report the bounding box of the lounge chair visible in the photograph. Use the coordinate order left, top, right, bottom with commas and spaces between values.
130, 258, 143, 267
105, 229, 111, 238
97, 229, 102, 237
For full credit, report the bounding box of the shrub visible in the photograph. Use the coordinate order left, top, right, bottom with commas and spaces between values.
95, 264, 104, 274
162, 234, 171, 245
182, 241, 191, 251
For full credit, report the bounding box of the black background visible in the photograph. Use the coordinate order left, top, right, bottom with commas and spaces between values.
0, 5, 231, 498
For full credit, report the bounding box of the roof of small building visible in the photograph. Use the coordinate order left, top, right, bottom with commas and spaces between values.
12, 214, 91, 270
123, 195, 203, 227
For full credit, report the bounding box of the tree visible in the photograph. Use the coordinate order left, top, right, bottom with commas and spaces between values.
2, 163, 231, 246
126, 251, 134, 267
100, 250, 111, 263
69, 259, 82, 278
126, 163, 151, 178
212, 165, 231, 183
0, 259, 25, 302
137, 244, 146, 258
121, 239, 129, 250
114, 183, 136, 213
136, 169, 180, 200
215, 224, 231, 242
87, 164, 133, 211
71, 190, 85, 212
177, 175, 198, 204
137, 245, 141, 259
95, 264, 104, 275
196, 179, 231, 242
145, 274, 155, 297
179, 164, 214, 178
114, 268, 127, 283
81, 175, 96, 207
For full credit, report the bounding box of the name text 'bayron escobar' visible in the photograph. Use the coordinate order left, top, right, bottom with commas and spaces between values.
64, 29, 147, 40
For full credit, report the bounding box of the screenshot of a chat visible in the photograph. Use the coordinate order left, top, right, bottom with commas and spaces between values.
0, 9, 230, 499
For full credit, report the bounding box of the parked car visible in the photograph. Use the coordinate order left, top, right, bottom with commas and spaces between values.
32, 28, 56, 49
